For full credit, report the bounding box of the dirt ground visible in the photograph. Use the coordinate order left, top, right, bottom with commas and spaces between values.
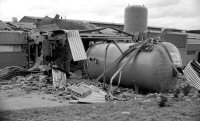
0, 81, 200, 121
0, 88, 71, 110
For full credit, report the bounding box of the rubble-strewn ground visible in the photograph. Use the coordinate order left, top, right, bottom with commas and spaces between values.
0, 73, 200, 121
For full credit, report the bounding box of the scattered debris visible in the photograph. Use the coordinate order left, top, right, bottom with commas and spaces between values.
69, 100, 79, 104
0, 66, 37, 80
67, 84, 92, 99
141, 99, 152, 103
0, 63, 200, 107
78, 84, 106, 103
158, 95, 168, 107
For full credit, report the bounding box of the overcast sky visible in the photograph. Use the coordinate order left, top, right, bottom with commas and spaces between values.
0, 0, 199, 30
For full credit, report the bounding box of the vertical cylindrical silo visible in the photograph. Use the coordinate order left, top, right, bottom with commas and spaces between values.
124, 5, 148, 34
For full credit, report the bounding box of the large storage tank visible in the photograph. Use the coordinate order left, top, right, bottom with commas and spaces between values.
124, 5, 148, 34
162, 42, 182, 67
85, 42, 181, 91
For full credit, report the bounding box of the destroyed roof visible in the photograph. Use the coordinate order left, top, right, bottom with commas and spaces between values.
0, 22, 12, 30
0, 21, 36, 31
7, 22, 36, 30
38, 17, 96, 30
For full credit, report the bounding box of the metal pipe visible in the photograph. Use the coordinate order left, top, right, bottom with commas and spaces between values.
108, 27, 135, 37
94, 40, 144, 82
112, 40, 123, 54
103, 43, 111, 88
109, 38, 151, 85
117, 71, 122, 87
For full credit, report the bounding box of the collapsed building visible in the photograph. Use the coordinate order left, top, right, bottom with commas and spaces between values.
0, 5, 200, 93
28, 15, 97, 74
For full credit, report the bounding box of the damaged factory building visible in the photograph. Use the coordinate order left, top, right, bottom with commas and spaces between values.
0, 5, 200, 106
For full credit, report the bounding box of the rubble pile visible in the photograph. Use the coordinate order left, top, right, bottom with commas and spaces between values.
0, 68, 199, 105
174, 77, 197, 97
0, 71, 107, 103
0, 66, 34, 80
8, 74, 53, 94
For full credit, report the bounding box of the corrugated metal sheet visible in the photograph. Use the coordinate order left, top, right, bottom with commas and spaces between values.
65, 30, 87, 61
0, 31, 26, 44
183, 60, 200, 90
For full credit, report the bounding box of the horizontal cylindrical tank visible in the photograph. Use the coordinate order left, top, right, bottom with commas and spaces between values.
162, 42, 182, 67
85, 42, 181, 91
124, 5, 148, 34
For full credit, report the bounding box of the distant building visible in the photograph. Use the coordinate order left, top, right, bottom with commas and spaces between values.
186, 33, 200, 63
19, 16, 43, 24
19, 16, 200, 66
18, 16, 184, 32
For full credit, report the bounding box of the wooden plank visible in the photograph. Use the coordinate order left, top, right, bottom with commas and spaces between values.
52, 69, 67, 89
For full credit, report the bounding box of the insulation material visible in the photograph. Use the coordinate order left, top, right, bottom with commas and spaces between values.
66, 30, 87, 61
